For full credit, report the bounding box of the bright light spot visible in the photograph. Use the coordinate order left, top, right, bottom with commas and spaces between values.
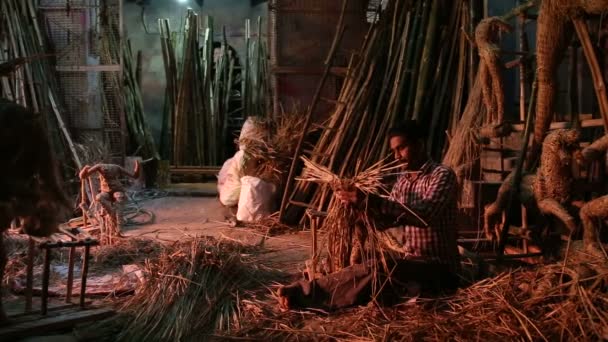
177, 0, 188, 3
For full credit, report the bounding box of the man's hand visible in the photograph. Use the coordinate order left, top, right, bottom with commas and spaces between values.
335, 189, 358, 205
78, 165, 91, 180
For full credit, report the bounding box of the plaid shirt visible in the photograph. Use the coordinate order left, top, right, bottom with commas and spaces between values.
370, 160, 460, 272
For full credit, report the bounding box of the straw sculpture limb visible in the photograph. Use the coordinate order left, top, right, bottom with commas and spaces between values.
485, 130, 580, 240
475, 17, 512, 124
528, 0, 608, 168
579, 196, 608, 255
576, 134, 608, 255
484, 173, 536, 241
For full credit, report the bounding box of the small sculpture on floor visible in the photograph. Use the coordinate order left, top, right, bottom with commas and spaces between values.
79, 161, 140, 244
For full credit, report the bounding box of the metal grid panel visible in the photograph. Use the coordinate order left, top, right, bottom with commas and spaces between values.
56, 71, 101, 129
40, 0, 124, 163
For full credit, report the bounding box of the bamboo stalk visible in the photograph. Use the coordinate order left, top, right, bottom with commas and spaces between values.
573, 18, 608, 131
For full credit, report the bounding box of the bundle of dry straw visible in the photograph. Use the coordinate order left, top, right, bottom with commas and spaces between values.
231, 258, 608, 341
111, 238, 283, 342
297, 157, 415, 274
240, 112, 307, 185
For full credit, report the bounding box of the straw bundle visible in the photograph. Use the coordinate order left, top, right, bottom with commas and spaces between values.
240, 112, 308, 186
92, 237, 165, 270
231, 257, 608, 341
114, 238, 283, 341
297, 157, 410, 273
475, 17, 512, 124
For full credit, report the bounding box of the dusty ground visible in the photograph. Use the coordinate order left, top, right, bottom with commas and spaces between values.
123, 191, 312, 274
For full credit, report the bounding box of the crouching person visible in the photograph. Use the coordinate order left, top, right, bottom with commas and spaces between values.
277, 121, 461, 310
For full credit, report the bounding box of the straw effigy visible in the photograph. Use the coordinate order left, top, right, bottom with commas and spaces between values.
230, 255, 608, 341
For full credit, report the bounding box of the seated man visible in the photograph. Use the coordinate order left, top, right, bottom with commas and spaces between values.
278, 120, 461, 310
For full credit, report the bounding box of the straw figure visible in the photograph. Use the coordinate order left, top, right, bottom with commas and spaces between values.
528, 0, 608, 168
0, 99, 70, 323
79, 161, 140, 244
475, 17, 512, 125
484, 129, 580, 242
577, 134, 608, 255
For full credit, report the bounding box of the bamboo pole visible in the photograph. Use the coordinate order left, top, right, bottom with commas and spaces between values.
573, 18, 608, 131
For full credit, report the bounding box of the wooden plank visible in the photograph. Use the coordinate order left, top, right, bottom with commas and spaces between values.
511, 118, 604, 131
169, 166, 221, 176
0, 308, 114, 340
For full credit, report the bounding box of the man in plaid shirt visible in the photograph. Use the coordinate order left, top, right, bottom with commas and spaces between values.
277, 121, 460, 310
345, 120, 460, 279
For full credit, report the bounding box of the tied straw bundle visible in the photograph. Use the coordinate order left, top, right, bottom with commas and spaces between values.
297, 157, 425, 279
240, 112, 308, 186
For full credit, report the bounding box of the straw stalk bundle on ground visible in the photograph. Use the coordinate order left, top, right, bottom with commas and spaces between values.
110, 238, 284, 341
91, 237, 165, 270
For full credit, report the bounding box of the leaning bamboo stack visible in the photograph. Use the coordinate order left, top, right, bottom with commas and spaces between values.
159, 13, 270, 166
0, 0, 78, 171
283, 0, 473, 223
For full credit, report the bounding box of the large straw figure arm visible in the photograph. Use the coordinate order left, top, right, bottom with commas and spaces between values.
577, 134, 608, 254
475, 17, 513, 124
527, 0, 608, 168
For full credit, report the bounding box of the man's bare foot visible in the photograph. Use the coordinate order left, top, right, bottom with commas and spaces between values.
276, 281, 309, 311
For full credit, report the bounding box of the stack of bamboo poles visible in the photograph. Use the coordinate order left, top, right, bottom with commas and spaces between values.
283, 0, 475, 223
0, 0, 80, 171
242, 17, 271, 119
122, 40, 160, 161
159, 12, 270, 166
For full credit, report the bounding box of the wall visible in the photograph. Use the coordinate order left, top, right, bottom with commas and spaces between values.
123, 0, 267, 146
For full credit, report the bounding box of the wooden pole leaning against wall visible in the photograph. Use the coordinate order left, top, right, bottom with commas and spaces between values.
278, 0, 349, 223
573, 18, 608, 132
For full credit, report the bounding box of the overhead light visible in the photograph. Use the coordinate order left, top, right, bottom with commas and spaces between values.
177, 0, 188, 3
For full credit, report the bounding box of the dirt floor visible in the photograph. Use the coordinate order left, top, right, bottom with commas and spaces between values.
4, 182, 313, 341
